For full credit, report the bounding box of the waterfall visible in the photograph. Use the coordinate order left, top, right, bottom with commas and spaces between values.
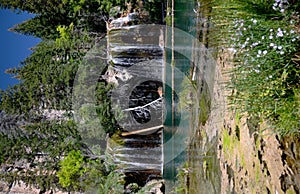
105, 15, 164, 187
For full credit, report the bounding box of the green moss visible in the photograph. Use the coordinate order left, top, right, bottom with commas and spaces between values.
286, 189, 297, 194
254, 161, 261, 184
240, 153, 245, 167
222, 129, 238, 157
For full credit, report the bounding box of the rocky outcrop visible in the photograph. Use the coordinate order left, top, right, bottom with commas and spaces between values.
216, 48, 300, 194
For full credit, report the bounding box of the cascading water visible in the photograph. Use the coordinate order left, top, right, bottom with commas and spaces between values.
105, 19, 165, 188
104, 1, 220, 192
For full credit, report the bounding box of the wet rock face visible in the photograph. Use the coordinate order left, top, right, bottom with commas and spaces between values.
279, 136, 300, 193
144, 179, 165, 194
107, 24, 164, 132
124, 179, 164, 194
108, 12, 150, 30
129, 81, 162, 124
215, 48, 300, 194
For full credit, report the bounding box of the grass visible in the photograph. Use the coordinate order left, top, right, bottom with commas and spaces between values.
209, 0, 300, 136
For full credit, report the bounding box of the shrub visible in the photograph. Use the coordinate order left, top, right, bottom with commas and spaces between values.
58, 150, 85, 190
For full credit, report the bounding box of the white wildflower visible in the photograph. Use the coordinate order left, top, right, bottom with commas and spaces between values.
290, 30, 295, 34
278, 46, 283, 50
279, 3, 283, 8
269, 35, 273, 39
270, 43, 275, 47
262, 36, 265, 40
263, 50, 268, 55
277, 28, 283, 37
253, 19, 257, 24
258, 50, 262, 54
278, 3, 282, 8
280, 51, 284, 55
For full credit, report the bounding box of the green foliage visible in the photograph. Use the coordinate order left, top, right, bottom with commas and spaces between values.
63, 0, 86, 13
174, 162, 189, 194
143, 0, 164, 23
96, 171, 124, 194
56, 23, 74, 46
211, 0, 300, 135
96, 0, 126, 14
0, 0, 65, 14
82, 155, 125, 194
96, 82, 120, 135
5, 33, 94, 114
58, 150, 85, 190
0, 117, 82, 192
10, 14, 71, 40
0, 0, 165, 192
58, 150, 124, 193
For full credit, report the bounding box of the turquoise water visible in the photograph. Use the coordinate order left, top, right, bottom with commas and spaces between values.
163, 0, 221, 193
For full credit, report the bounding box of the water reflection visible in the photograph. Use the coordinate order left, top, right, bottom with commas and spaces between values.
163, 0, 222, 193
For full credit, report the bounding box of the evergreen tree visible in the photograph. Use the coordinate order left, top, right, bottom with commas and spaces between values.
0, 0, 63, 14
0, 115, 83, 192
10, 14, 70, 40
0, 0, 165, 192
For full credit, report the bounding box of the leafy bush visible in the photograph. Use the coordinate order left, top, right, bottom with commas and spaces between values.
58, 150, 85, 190
58, 150, 125, 193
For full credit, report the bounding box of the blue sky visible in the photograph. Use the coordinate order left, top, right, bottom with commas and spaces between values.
0, 9, 41, 90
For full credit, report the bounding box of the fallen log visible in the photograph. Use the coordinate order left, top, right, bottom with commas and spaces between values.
121, 125, 163, 136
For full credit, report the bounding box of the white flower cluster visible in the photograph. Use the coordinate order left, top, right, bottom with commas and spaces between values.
266, 27, 300, 54
272, 0, 289, 13
269, 42, 285, 55
230, 16, 300, 59
257, 50, 268, 57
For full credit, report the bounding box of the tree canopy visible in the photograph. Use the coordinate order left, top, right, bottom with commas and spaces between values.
0, 0, 165, 192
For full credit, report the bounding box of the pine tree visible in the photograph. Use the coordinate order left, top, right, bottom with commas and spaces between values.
10, 14, 70, 40
0, 0, 165, 192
